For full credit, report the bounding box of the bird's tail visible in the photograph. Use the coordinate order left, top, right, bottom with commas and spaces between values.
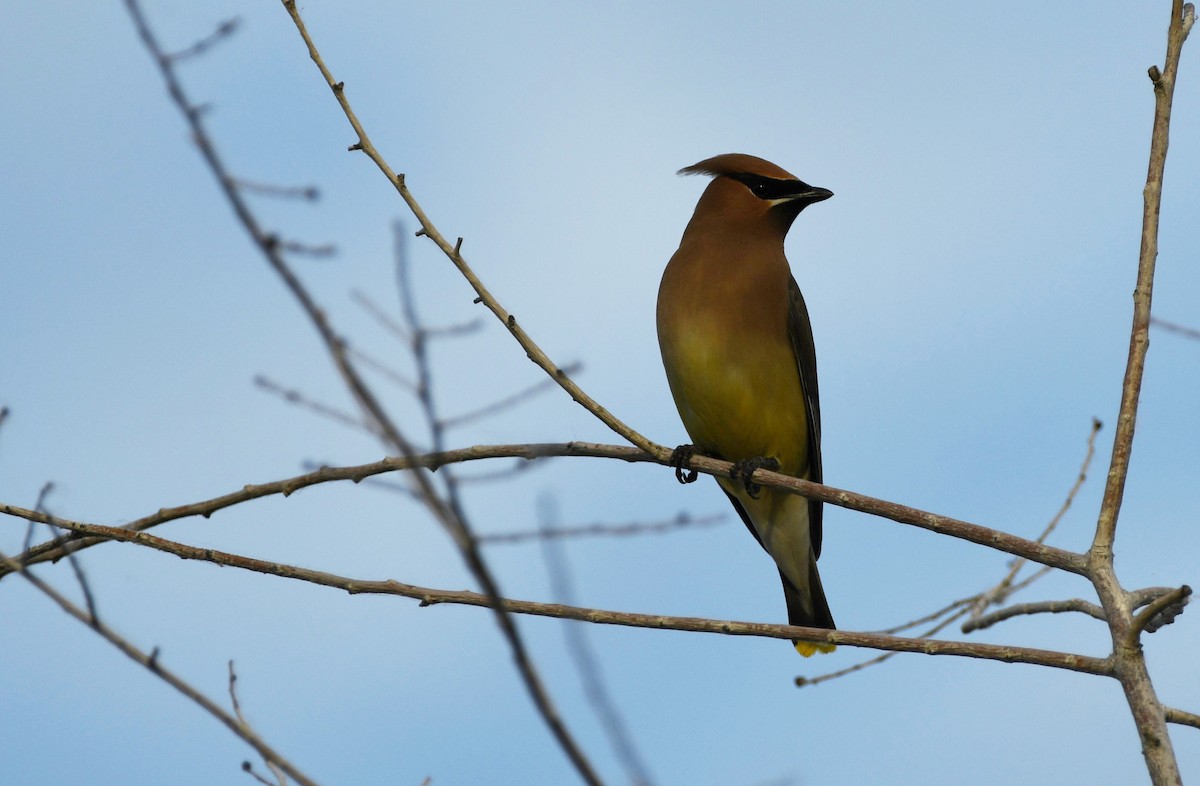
782, 559, 836, 657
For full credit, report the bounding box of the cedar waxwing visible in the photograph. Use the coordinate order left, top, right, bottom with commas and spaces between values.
657, 153, 834, 656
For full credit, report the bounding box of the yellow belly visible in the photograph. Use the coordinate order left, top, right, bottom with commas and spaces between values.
662, 322, 809, 476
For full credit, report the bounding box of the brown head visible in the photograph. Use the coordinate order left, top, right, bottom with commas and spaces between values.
678, 153, 832, 239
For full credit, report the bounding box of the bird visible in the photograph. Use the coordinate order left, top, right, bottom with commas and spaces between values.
656, 153, 835, 656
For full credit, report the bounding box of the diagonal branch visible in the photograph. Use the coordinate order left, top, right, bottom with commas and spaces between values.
126, 3, 603, 783
2, 441, 1087, 578
7, 515, 1112, 677
0, 549, 321, 786
278, 0, 661, 462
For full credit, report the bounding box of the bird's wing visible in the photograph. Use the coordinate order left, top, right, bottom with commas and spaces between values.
786, 275, 823, 558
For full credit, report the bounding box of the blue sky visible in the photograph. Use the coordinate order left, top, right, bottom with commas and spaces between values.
3, 2, 1198, 784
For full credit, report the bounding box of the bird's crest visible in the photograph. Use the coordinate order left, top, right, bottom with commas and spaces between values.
678, 153, 798, 182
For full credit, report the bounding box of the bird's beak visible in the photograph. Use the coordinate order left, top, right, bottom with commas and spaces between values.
791, 185, 833, 205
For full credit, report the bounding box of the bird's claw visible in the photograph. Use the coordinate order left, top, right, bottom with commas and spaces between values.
670, 445, 700, 484
729, 456, 781, 499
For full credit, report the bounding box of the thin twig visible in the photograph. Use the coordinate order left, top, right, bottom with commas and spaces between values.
480, 512, 724, 545
440, 363, 584, 431
26, 483, 100, 625
797, 606, 971, 688
1165, 707, 1200, 730
279, 0, 661, 462
806, 419, 1104, 687
539, 497, 656, 786
972, 418, 1102, 617
165, 17, 239, 62
230, 177, 320, 201
1150, 315, 1200, 341
274, 238, 337, 257
254, 375, 373, 433
344, 346, 418, 394
1129, 585, 1192, 641
229, 661, 288, 786
963, 598, 1107, 633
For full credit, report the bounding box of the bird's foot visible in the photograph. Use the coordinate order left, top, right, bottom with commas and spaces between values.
669, 444, 700, 484
729, 456, 780, 499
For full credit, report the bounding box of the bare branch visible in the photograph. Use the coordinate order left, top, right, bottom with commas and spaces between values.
278, 0, 661, 462
254, 374, 373, 433
1165, 707, 1200, 731
230, 177, 320, 202
229, 662, 288, 786
876, 597, 974, 635
272, 237, 337, 257
3, 441, 1089, 578
1130, 585, 1192, 640
3, 514, 1113, 676
344, 345, 418, 394
440, 362, 584, 431
165, 17, 239, 62
1150, 315, 1200, 341
0, 547, 320, 786
1086, 4, 1194, 783
128, 0, 602, 777
539, 497, 656, 786
2, 441, 1089, 578
351, 288, 411, 342
972, 417, 1102, 616
797, 605, 973, 688
480, 511, 724, 545
806, 419, 1104, 687
963, 598, 1106, 633
1092, 0, 1192, 555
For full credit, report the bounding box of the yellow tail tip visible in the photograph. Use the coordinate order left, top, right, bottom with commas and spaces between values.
794, 641, 837, 657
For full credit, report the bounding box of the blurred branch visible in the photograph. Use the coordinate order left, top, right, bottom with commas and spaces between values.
3, 441, 1087, 578
352, 287, 483, 344
440, 362, 583, 431
254, 374, 374, 433
1150, 315, 1200, 341
480, 511, 724, 545
344, 345, 418, 393
539, 496, 656, 786
230, 177, 320, 202
165, 17, 239, 62
0, 515, 1113, 676
21, 482, 100, 625
128, 3, 602, 783
0, 547, 320, 786
273, 238, 337, 257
